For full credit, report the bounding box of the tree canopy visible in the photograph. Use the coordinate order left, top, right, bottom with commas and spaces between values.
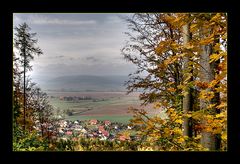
122, 13, 227, 151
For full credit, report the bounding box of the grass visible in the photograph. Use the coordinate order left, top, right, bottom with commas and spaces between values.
49, 96, 140, 111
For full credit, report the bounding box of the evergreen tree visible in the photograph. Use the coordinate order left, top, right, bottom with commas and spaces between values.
14, 22, 43, 131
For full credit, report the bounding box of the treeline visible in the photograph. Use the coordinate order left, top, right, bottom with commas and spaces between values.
122, 13, 227, 151
59, 96, 93, 101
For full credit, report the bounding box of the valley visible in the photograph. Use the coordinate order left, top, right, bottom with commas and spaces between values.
47, 91, 161, 123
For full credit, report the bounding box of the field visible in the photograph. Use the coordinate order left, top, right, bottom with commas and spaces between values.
47, 91, 162, 124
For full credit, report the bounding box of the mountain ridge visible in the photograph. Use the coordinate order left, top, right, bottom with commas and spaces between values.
41, 75, 130, 92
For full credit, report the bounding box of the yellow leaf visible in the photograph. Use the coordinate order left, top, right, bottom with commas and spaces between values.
221, 33, 227, 40
185, 113, 192, 118
175, 119, 183, 124
206, 115, 214, 120
210, 53, 221, 63
216, 102, 227, 109
210, 13, 221, 22
208, 80, 218, 88
183, 73, 192, 83
164, 56, 177, 65
199, 34, 215, 45
199, 90, 214, 100
216, 113, 225, 118
185, 43, 194, 49
221, 132, 227, 140
207, 104, 216, 109
194, 135, 201, 140
213, 127, 222, 134
213, 43, 221, 52
164, 128, 170, 135
183, 136, 189, 140
190, 23, 198, 31
177, 137, 185, 143
173, 127, 182, 135
167, 87, 176, 92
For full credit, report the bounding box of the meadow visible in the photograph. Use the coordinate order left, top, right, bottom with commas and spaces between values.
47, 91, 160, 124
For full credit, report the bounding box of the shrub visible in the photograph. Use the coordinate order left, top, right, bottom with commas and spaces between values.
13, 131, 48, 151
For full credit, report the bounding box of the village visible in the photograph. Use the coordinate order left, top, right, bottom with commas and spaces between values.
34, 119, 140, 143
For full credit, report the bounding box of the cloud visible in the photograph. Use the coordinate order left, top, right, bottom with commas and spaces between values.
55, 55, 65, 58
14, 13, 136, 84
13, 15, 22, 26
29, 15, 96, 25
85, 56, 99, 62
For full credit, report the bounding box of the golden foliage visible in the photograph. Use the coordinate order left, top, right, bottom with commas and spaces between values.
128, 13, 227, 151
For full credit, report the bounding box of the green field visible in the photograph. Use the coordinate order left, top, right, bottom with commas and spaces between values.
64, 115, 133, 124
49, 93, 140, 111
47, 91, 164, 124
47, 92, 143, 124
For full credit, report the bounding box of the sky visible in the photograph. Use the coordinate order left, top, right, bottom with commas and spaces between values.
13, 13, 137, 84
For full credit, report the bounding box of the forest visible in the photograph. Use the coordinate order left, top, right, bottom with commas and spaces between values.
13, 13, 227, 151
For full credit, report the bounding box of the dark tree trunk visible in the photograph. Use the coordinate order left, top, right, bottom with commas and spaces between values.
210, 36, 221, 150
182, 23, 193, 138
23, 49, 26, 132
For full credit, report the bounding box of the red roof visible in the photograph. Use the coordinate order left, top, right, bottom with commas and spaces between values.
98, 125, 105, 131
89, 119, 98, 125
104, 120, 111, 125
102, 130, 109, 137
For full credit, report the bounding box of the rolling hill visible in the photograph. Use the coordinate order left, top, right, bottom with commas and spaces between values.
40, 75, 130, 92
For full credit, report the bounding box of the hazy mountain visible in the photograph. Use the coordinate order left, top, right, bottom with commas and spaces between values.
40, 75, 130, 92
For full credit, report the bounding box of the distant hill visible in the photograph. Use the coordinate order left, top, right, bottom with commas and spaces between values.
40, 75, 130, 92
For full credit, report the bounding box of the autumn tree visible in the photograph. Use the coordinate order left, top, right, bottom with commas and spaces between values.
30, 86, 59, 140
14, 22, 43, 131
191, 13, 227, 150
122, 13, 227, 151
122, 13, 183, 108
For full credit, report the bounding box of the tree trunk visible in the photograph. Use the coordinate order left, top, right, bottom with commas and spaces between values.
210, 36, 221, 150
23, 49, 26, 132
199, 27, 218, 150
182, 23, 193, 138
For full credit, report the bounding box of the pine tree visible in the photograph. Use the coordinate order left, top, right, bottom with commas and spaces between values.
14, 22, 43, 131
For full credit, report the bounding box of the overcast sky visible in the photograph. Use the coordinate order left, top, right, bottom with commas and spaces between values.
13, 13, 136, 83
